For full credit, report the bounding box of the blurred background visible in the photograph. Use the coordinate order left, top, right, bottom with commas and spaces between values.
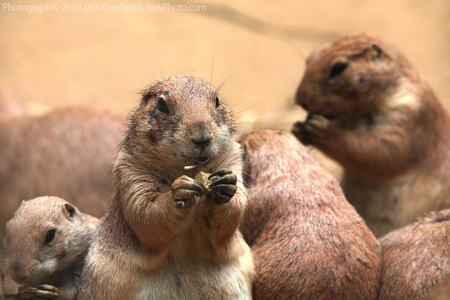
1, 0, 449, 176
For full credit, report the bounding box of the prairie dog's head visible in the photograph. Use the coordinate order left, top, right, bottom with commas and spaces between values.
296, 33, 414, 120
4, 196, 97, 285
126, 74, 237, 171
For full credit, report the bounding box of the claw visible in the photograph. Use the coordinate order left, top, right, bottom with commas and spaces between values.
208, 169, 232, 179
209, 174, 237, 187
211, 190, 235, 204
211, 184, 236, 195
18, 284, 58, 299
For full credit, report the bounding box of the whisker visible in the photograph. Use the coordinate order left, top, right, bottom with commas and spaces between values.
216, 73, 238, 93
210, 53, 215, 85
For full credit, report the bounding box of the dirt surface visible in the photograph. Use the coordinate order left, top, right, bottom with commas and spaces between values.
1, 0, 449, 176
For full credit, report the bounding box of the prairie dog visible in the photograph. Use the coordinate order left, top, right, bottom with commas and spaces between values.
78, 74, 254, 299
239, 130, 381, 299
378, 209, 450, 299
292, 33, 450, 236
0, 105, 124, 242
3, 196, 99, 300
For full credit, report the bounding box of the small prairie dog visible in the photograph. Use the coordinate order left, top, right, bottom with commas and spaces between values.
78, 74, 254, 299
378, 209, 450, 300
239, 130, 381, 300
3, 196, 99, 300
292, 33, 450, 236
0, 105, 124, 242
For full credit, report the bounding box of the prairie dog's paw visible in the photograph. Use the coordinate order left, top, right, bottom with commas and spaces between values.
293, 114, 332, 144
172, 175, 204, 209
18, 285, 58, 299
207, 169, 237, 204
292, 121, 311, 145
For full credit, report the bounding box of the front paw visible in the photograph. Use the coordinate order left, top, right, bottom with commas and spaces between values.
292, 114, 331, 145
171, 175, 204, 209
18, 285, 58, 299
208, 169, 237, 204
292, 121, 312, 145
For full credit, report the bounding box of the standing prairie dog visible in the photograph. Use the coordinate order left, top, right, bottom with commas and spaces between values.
292, 33, 450, 236
3, 196, 99, 300
378, 209, 450, 300
78, 74, 254, 299
239, 130, 381, 299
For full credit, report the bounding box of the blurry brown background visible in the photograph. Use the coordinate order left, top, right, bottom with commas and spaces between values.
1, 0, 449, 176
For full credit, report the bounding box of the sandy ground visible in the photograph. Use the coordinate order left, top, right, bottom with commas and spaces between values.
1, 0, 449, 176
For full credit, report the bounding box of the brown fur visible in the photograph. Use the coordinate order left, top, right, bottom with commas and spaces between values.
3, 196, 99, 300
379, 209, 450, 299
0, 105, 124, 242
78, 74, 254, 299
239, 130, 381, 300
292, 33, 450, 236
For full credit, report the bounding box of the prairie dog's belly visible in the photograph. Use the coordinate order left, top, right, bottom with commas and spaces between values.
343, 172, 445, 235
135, 261, 252, 300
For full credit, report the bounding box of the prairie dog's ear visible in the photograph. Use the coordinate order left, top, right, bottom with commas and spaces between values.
141, 89, 155, 107
63, 203, 80, 223
370, 44, 384, 60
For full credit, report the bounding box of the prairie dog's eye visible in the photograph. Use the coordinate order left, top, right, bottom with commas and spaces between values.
215, 96, 220, 108
329, 62, 348, 78
44, 229, 56, 244
157, 97, 169, 114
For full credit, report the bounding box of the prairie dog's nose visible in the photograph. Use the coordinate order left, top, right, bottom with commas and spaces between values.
191, 126, 213, 146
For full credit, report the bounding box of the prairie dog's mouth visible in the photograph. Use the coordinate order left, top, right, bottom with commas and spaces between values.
196, 156, 210, 164
183, 156, 210, 170
307, 112, 336, 121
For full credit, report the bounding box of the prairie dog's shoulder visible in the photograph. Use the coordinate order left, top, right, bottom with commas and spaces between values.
0, 86, 21, 121
379, 209, 450, 299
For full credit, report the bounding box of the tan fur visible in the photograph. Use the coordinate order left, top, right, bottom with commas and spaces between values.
292, 33, 450, 236
78, 74, 254, 299
3, 196, 99, 300
0, 87, 21, 122
0, 105, 124, 242
239, 130, 381, 300
379, 209, 450, 299
424, 276, 450, 300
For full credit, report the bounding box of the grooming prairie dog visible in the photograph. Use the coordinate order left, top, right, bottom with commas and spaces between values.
239, 130, 381, 300
0, 105, 124, 242
78, 74, 254, 299
292, 33, 450, 236
3, 196, 99, 300
378, 209, 450, 300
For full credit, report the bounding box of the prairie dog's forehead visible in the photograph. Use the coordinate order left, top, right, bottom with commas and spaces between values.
307, 34, 378, 65
7, 197, 63, 229
146, 75, 216, 99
